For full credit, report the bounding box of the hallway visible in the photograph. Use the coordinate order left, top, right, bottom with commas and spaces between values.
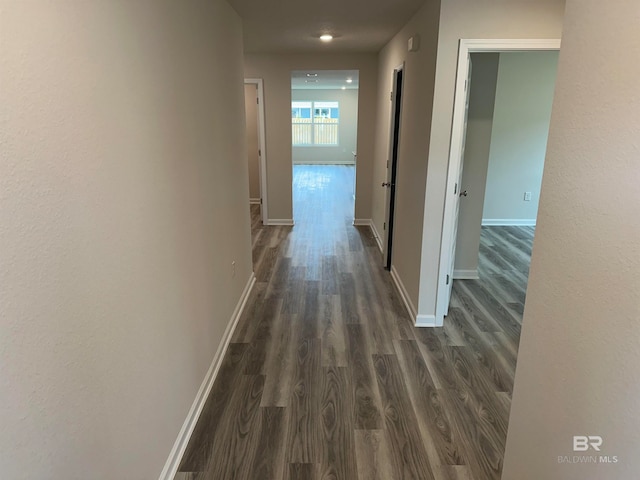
176, 166, 529, 480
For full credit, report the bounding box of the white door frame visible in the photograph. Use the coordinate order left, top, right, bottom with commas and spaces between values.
435, 39, 561, 324
244, 78, 268, 225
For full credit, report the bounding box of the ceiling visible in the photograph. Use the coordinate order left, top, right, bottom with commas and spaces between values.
291, 70, 359, 90
227, 0, 427, 53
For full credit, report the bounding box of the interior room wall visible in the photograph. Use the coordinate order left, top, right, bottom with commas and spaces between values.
372, 0, 442, 312
454, 50, 558, 275
244, 54, 378, 223
0, 1, 253, 478
245, 84, 261, 201
417, 0, 566, 320
503, 1, 640, 478
481, 51, 559, 225
453, 53, 500, 277
292, 88, 358, 165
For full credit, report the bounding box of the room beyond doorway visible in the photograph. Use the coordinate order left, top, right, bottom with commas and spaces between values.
293, 165, 354, 227
291, 70, 359, 224
453, 50, 558, 292
436, 39, 560, 324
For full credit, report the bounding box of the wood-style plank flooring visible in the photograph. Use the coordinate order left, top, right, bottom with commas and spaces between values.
176, 165, 534, 480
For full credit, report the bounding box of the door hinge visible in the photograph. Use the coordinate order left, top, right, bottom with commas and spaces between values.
383, 222, 386, 230
464, 79, 468, 92
260, 198, 263, 205
446, 274, 450, 285
390, 91, 393, 101
387, 160, 389, 168
258, 149, 261, 156
256, 97, 259, 104
454, 182, 458, 195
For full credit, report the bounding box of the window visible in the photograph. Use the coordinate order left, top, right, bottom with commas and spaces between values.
292, 101, 339, 146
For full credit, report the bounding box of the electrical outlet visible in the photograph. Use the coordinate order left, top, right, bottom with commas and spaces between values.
232, 261, 236, 278
524, 191, 532, 202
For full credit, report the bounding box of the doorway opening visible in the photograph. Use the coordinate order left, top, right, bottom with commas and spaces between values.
290, 70, 359, 226
436, 40, 560, 325
244, 78, 268, 239
382, 65, 404, 270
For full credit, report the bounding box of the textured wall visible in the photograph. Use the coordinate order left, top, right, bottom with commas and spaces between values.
503, 1, 640, 478
372, 0, 441, 310
244, 53, 378, 222
0, 1, 252, 478
292, 89, 359, 165
417, 0, 565, 319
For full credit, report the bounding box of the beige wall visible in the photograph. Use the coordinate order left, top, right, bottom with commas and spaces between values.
372, 0, 441, 310
482, 51, 558, 224
245, 84, 261, 200
417, 0, 566, 319
454, 53, 500, 275
292, 88, 358, 165
244, 54, 378, 222
0, 1, 252, 478
503, 1, 640, 478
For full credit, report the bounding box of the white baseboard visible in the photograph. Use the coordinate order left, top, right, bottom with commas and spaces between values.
353, 218, 371, 226
453, 269, 479, 280
352, 219, 384, 253
267, 219, 295, 226
389, 265, 417, 321
249, 198, 261, 205
158, 273, 256, 480
416, 314, 440, 327
369, 221, 383, 253
482, 218, 536, 226
293, 161, 356, 165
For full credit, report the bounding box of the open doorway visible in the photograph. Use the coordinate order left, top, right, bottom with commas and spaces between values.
455, 51, 558, 279
244, 78, 267, 237
382, 65, 404, 270
437, 40, 560, 324
290, 70, 359, 226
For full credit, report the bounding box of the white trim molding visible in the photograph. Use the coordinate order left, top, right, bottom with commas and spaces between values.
370, 222, 384, 253
353, 218, 371, 226
453, 269, 479, 280
158, 273, 256, 480
460, 38, 562, 52
353, 218, 382, 252
353, 219, 384, 253
249, 198, 261, 205
267, 219, 295, 226
482, 218, 536, 227
390, 265, 417, 321
416, 314, 440, 327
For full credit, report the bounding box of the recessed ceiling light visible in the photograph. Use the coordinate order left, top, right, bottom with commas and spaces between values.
320, 34, 333, 42
306, 73, 318, 77
346, 78, 353, 84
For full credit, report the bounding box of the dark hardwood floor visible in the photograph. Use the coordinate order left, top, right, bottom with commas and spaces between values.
176, 165, 533, 480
